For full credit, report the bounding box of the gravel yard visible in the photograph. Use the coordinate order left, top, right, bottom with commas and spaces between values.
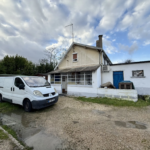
1, 96, 150, 150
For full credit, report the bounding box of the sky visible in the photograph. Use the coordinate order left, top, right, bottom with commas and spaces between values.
0, 0, 150, 64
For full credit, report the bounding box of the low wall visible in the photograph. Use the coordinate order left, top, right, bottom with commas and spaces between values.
97, 88, 137, 102
52, 85, 138, 102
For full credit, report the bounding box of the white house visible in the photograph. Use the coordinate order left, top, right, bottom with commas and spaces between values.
48, 35, 150, 100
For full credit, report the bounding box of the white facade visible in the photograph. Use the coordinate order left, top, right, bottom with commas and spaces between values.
102, 62, 150, 95
49, 66, 138, 101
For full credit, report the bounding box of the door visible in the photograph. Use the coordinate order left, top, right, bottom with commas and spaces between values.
12, 77, 26, 105
113, 71, 123, 89
2, 78, 14, 102
61, 76, 67, 94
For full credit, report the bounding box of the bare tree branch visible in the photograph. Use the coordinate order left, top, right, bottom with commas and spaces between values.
124, 59, 132, 63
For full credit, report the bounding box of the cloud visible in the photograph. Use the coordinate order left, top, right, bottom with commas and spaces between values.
143, 40, 150, 46
117, 0, 150, 44
103, 38, 118, 54
0, 0, 149, 64
119, 42, 138, 54
0, 36, 45, 63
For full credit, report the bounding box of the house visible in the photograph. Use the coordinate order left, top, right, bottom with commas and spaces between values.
47, 35, 150, 99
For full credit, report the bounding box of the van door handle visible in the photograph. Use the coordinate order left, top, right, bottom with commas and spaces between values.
13, 87, 15, 91
11, 87, 12, 91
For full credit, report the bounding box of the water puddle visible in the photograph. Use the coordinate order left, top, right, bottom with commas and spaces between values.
115, 121, 147, 129
0, 111, 63, 150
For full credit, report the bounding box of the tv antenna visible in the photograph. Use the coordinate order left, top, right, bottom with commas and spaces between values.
65, 23, 74, 43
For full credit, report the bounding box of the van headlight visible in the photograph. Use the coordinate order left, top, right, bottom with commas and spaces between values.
54, 88, 57, 93
33, 90, 43, 97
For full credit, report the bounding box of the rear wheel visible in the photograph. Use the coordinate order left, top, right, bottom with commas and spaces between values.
0, 95, 3, 103
23, 100, 32, 112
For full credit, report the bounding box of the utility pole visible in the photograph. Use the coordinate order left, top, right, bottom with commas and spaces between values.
65, 23, 74, 43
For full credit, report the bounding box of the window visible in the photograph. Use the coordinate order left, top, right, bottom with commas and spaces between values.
51, 74, 61, 84
132, 70, 144, 77
68, 73, 76, 85
73, 53, 77, 62
15, 78, 25, 88
51, 72, 92, 86
76, 72, 84, 85
22, 77, 50, 87
85, 72, 92, 85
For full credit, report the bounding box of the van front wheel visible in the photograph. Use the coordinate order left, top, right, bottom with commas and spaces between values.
23, 100, 32, 112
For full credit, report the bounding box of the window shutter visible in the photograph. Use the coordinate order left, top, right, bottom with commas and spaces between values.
73, 54, 77, 59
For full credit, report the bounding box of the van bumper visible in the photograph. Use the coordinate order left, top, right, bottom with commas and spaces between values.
31, 96, 58, 109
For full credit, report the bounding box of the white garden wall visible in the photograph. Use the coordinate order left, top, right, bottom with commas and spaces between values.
52, 84, 137, 102
97, 88, 137, 102
102, 62, 150, 95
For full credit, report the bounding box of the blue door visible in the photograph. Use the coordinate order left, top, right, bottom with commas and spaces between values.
113, 71, 123, 89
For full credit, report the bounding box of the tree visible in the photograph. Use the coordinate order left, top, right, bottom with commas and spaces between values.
0, 54, 55, 75
0, 60, 6, 74
45, 46, 67, 68
124, 59, 132, 63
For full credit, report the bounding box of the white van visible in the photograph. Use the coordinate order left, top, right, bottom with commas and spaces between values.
0, 75, 59, 112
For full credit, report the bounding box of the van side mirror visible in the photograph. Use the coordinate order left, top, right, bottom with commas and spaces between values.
19, 84, 25, 90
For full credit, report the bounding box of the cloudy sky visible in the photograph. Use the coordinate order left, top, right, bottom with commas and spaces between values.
0, 0, 150, 63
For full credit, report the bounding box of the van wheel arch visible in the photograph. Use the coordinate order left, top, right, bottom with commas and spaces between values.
23, 98, 32, 112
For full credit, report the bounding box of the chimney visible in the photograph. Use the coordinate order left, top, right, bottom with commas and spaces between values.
96, 35, 103, 48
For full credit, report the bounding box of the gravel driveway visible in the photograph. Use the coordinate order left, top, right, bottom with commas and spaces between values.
1, 96, 150, 150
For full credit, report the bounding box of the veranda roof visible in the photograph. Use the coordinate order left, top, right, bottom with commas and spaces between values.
48, 65, 100, 74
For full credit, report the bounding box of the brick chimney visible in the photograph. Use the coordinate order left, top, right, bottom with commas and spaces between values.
96, 35, 103, 48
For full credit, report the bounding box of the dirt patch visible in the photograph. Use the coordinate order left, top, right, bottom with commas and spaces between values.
1, 96, 150, 149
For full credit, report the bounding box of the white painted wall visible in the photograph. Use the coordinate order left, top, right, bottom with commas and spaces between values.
97, 88, 137, 102
48, 75, 50, 83
102, 62, 150, 95
52, 85, 137, 102
92, 67, 101, 88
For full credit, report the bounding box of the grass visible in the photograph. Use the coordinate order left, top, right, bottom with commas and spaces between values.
0, 102, 22, 113
2, 125, 33, 150
76, 97, 150, 107
0, 129, 9, 140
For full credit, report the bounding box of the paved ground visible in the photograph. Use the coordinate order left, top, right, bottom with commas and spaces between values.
1, 96, 150, 150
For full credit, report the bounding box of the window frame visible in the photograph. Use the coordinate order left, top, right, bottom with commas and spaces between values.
132, 70, 144, 78
14, 77, 25, 88
51, 72, 92, 86
73, 53, 78, 62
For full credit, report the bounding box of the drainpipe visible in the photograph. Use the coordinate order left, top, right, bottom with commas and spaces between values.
101, 50, 103, 86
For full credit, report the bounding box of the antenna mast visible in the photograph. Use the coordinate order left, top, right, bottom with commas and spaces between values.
65, 23, 74, 43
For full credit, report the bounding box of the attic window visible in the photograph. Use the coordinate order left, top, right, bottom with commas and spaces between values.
73, 53, 77, 62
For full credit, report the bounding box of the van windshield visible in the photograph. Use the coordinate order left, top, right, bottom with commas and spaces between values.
22, 77, 50, 87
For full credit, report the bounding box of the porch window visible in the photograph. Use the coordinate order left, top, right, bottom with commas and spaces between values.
73, 53, 77, 62
68, 73, 76, 85
85, 72, 92, 85
51, 74, 61, 84
76, 72, 84, 85
51, 72, 92, 85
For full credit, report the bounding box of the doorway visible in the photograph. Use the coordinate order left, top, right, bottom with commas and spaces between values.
113, 71, 123, 89
61, 76, 67, 94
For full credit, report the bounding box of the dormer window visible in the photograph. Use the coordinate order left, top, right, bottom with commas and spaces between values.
73, 53, 77, 62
